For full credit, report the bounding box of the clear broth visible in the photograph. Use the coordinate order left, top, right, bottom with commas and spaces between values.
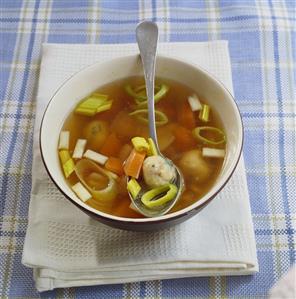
62, 77, 225, 218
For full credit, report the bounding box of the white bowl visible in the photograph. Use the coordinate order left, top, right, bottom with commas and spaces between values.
40, 55, 243, 231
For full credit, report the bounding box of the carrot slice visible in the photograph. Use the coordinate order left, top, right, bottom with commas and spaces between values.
177, 101, 196, 129
100, 133, 122, 157
173, 125, 196, 151
123, 149, 146, 179
112, 195, 143, 218
118, 143, 133, 162
105, 157, 124, 176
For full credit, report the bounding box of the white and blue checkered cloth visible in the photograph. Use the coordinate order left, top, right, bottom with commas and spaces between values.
0, 1, 295, 298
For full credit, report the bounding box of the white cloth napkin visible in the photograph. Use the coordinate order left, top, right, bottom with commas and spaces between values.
22, 41, 258, 292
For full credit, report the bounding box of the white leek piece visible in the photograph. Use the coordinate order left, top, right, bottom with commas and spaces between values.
202, 147, 225, 158
72, 139, 87, 159
72, 182, 92, 202
83, 149, 108, 165
58, 131, 70, 150
188, 94, 202, 112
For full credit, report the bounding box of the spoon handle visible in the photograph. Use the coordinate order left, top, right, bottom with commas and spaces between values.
136, 21, 160, 152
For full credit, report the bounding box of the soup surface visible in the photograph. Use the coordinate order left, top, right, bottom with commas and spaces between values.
59, 77, 226, 218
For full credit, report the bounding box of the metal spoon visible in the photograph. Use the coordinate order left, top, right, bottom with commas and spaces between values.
127, 21, 184, 217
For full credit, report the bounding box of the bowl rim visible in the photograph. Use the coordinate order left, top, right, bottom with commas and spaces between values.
40, 54, 244, 224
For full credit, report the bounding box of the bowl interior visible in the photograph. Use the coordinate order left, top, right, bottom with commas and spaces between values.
40, 55, 242, 223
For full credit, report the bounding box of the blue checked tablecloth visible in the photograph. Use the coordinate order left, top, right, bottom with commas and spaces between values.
0, 0, 295, 298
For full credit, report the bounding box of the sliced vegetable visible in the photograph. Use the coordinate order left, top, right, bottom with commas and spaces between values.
111, 196, 141, 217
123, 149, 146, 179
75, 159, 118, 203
91, 93, 108, 100
188, 94, 202, 112
75, 94, 112, 116
85, 172, 109, 190
125, 83, 169, 107
105, 157, 124, 176
62, 159, 75, 178
141, 184, 178, 209
72, 139, 87, 159
59, 149, 71, 164
173, 125, 196, 151
58, 131, 70, 150
72, 182, 92, 202
124, 84, 147, 101
129, 109, 168, 126
100, 133, 122, 156
177, 101, 196, 129
127, 178, 141, 199
96, 101, 113, 113
118, 143, 133, 162
59, 150, 75, 178
199, 104, 210, 122
79, 97, 106, 109
202, 147, 226, 158
74, 107, 97, 117
131, 137, 149, 153
192, 126, 226, 145
103, 168, 119, 180
147, 138, 158, 156
83, 149, 108, 165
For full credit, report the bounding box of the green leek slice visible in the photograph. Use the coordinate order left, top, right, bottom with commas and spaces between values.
124, 83, 169, 106
129, 109, 168, 126
131, 137, 149, 153
199, 104, 210, 122
127, 178, 141, 199
91, 93, 108, 100
59, 150, 75, 178
75, 107, 97, 116
75, 94, 112, 116
63, 159, 75, 178
75, 159, 118, 203
59, 150, 71, 164
96, 100, 113, 113
141, 184, 178, 208
147, 138, 158, 156
192, 126, 226, 145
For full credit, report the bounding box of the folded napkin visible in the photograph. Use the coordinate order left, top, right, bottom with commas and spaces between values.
22, 41, 258, 292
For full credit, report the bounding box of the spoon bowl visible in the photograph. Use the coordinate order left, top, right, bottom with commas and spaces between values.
127, 21, 185, 217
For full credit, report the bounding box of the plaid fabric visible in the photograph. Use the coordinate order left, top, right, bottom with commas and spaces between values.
0, 0, 295, 298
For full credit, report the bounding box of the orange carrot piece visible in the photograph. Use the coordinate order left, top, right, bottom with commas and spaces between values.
100, 133, 122, 157
105, 157, 124, 176
173, 125, 196, 151
177, 101, 196, 129
112, 195, 143, 218
118, 143, 133, 162
123, 149, 146, 179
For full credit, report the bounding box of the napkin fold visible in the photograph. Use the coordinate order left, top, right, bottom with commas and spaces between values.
22, 41, 258, 292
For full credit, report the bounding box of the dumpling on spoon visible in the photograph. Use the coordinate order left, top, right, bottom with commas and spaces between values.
143, 156, 176, 188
